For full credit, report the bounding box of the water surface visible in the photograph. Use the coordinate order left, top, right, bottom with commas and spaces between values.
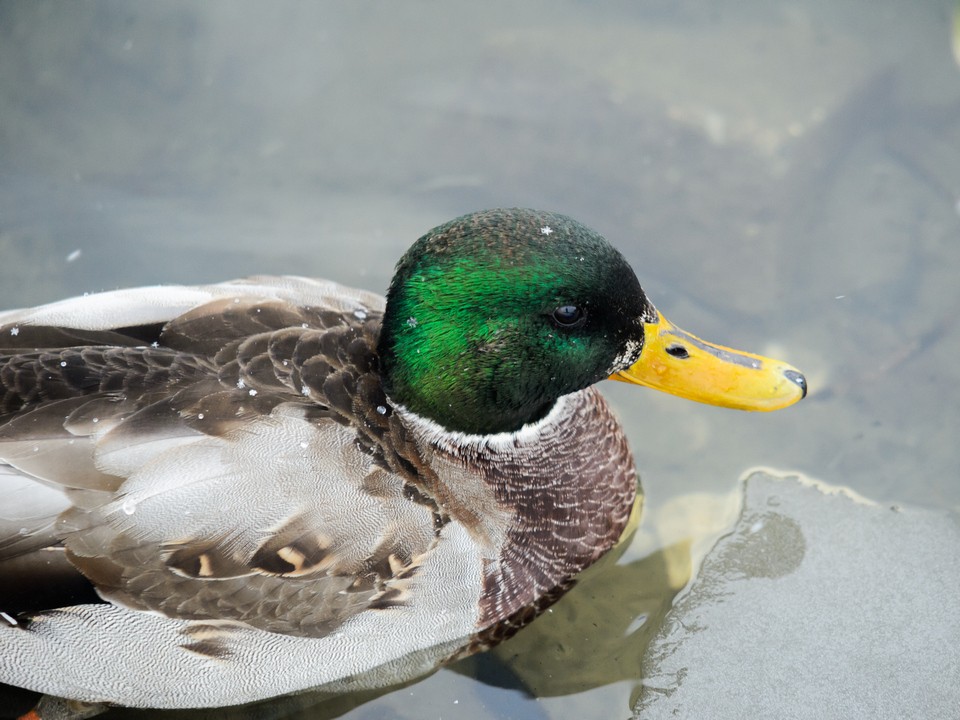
1, 1, 958, 718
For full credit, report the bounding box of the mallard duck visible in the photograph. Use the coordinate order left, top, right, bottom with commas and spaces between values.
0, 208, 805, 717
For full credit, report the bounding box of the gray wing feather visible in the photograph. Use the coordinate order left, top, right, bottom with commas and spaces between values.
0, 279, 439, 638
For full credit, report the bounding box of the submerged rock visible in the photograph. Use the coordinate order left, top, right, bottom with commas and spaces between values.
636, 471, 960, 720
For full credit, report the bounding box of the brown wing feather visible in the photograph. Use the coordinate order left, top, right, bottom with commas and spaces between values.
0, 295, 443, 637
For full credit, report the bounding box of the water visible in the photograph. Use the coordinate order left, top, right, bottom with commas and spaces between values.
1, 1, 958, 718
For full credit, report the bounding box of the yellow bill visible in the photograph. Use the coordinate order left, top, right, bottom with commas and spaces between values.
611, 311, 806, 411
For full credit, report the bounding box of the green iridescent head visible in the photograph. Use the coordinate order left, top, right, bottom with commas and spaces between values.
377, 208, 655, 434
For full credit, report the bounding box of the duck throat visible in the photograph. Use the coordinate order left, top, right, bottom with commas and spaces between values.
401, 387, 638, 630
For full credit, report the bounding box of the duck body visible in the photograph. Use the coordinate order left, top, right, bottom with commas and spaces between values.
0, 209, 804, 711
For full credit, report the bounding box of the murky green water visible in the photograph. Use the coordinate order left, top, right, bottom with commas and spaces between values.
1, 1, 958, 718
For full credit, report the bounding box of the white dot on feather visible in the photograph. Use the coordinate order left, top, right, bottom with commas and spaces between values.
248, 389, 258, 396
237, 379, 246, 389
9, 327, 19, 336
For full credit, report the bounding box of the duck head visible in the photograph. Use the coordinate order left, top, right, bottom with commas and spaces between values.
378, 208, 805, 435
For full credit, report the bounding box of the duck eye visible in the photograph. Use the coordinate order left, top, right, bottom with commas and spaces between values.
552, 305, 585, 327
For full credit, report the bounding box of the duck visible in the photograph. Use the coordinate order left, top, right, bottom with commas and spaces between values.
0, 208, 805, 718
